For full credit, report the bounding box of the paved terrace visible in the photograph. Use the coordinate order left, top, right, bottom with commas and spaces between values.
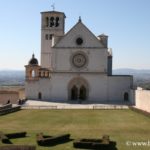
22, 100, 130, 109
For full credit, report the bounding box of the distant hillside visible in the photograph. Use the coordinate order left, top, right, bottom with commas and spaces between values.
0, 70, 25, 86
0, 69, 150, 89
113, 68, 150, 89
113, 68, 150, 78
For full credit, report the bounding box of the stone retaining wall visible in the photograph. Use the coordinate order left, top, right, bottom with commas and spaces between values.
133, 89, 150, 113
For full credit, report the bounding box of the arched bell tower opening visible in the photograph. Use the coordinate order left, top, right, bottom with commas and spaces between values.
31, 70, 36, 78
68, 77, 89, 101
38, 92, 42, 100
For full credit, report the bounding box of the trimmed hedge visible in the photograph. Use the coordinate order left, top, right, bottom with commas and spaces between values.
78, 139, 101, 143
0, 145, 36, 150
5, 132, 27, 139
36, 133, 70, 146
0, 105, 21, 116
74, 141, 116, 150
0, 103, 12, 111
0, 132, 11, 144
73, 135, 117, 150
0, 131, 27, 144
74, 141, 93, 149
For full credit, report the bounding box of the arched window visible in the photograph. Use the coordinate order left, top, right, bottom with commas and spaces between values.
45, 34, 48, 40
47, 72, 50, 77
49, 34, 53, 40
50, 17, 54, 27
55, 17, 59, 27
71, 86, 78, 100
43, 72, 45, 77
38, 92, 42, 100
39, 72, 41, 77
79, 86, 86, 100
31, 70, 35, 78
124, 92, 129, 101
46, 17, 49, 27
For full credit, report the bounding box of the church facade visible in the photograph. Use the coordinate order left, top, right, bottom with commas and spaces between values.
25, 10, 133, 103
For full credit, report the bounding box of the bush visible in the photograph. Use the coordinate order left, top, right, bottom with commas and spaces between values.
102, 135, 110, 144
5, 132, 27, 139
36, 133, 52, 141
36, 133, 44, 141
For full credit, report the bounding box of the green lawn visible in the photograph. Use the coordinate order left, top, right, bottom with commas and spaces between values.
0, 109, 150, 150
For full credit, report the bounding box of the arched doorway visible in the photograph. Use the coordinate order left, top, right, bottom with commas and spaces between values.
38, 92, 42, 100
124, 92, 129, 101
71, 86, 78, 100
68, 77, 89, 101
79, 86, 86, 100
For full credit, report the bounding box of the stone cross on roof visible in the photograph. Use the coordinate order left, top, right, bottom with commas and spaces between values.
51, 3, 55, 11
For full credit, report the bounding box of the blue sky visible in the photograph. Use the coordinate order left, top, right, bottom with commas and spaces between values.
0, 0, 150, 70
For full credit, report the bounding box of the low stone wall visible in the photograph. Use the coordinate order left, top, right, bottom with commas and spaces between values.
0, 86, 25, 105
135, 89, 150, 113
0, 91, 19, 104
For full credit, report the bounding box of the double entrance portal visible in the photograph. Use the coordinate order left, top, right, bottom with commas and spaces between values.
69, 77, 88, 101
71, 85, 86, 100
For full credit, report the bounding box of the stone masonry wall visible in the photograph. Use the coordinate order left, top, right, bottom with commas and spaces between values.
135, 89, 150, 113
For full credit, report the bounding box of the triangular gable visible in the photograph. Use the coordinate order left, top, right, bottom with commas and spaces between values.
54, 20, 104, 48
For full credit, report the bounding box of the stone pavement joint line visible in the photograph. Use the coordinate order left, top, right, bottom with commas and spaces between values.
21, 100, 129, 110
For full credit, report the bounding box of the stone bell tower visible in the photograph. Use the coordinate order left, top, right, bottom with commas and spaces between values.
41, 10, 66, 69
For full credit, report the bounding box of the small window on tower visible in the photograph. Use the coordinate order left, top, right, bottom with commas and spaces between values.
45, 34, 48, 40
39, 72, 41, 77
31, 70, 35, 78
46, 17, 49, 27
49, 34, 53, 40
